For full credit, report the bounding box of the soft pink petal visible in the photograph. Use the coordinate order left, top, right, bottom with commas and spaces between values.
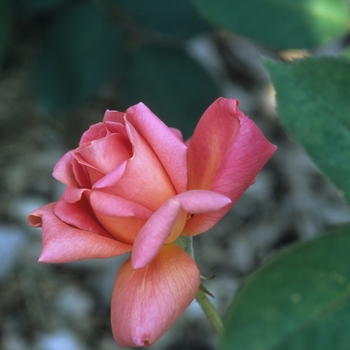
79, 122, 108, 146
103, 110, 125, 124
175, 190, 231, 214
54, 197, 115, 239
52, 151, 79, 186
62, 186, 87, 203
92, 161, 127, 189
183, 210, 228, 236
28, 203, 132, 263
90, 191, 151, 245
75, 133, 132, 175
187, 98, 241, 191
184, 100, 277, 235
71, 156, 91, 188
131, 198, 186, 269
211, 114, 277, 199
126, 103, 188, 193
170, 127, 183, 141
104, 120, 129, 139
111, 244, 200, 347
90, 191, 152, 220
104, 120, 176, 211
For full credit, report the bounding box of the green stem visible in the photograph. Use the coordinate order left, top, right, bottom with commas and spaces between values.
195, 286, 224, 337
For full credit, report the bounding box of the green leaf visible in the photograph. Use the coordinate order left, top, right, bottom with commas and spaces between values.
34, 1, 124, 114
192, 0, 348, 49
0, 0, 12, 64
264, 57, 350, 204
221, 224, 350, 350
118, 0, 209, 38
122, 46, 220, 138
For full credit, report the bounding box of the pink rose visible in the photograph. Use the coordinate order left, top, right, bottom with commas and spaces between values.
28, 98, 276, 347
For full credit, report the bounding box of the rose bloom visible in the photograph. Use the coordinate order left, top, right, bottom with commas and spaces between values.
28, 98, 276, 347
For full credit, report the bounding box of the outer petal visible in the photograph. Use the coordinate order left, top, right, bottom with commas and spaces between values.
111, 244, 200, 347
126, 103, 188, 193
52, 151, 79, 187
131, 198, 185, 269
28, 203, 132, 263
187, 98, 241, 191
184, 99, 277, 235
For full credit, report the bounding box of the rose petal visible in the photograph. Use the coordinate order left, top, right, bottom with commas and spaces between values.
103, 110, 125, 124
28, 203, 132, 263
90, 191, 152, 245
187, 97, 241, 191
54, 197, 115, 239
76, 133, 132, 175
184, 98, 277, 235
90, 191, 152, 219
131, 198, 186, 269
126, 103, 188, 193
175, 190, 231, 214
52, 151, 79, 187
170, 127, 183, 141
62, 186, 87, 203
71, 156, 91, 188
111, 244, 200, 347
104, 120, 176, 211
79, 122, 108, 146
105, 121, 129, 141
92, 161, 127, 189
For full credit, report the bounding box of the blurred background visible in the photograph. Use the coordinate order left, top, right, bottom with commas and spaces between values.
1, 0, 350, 349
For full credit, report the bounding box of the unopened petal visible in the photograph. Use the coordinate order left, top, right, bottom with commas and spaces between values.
106, 120, 176, 211
111, 244, 200, 347
76, 133, 131, 175
103, 110, 125, 124
126, 103, 188, 193
79, 122, 108, 146
28, 203, 131, 263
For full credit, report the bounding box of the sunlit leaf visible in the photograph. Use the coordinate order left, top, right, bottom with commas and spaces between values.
192, 0, 348, 49
264, 56, 350, 204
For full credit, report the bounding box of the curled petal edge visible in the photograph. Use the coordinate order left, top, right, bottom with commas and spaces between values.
28, 203, 132, 263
